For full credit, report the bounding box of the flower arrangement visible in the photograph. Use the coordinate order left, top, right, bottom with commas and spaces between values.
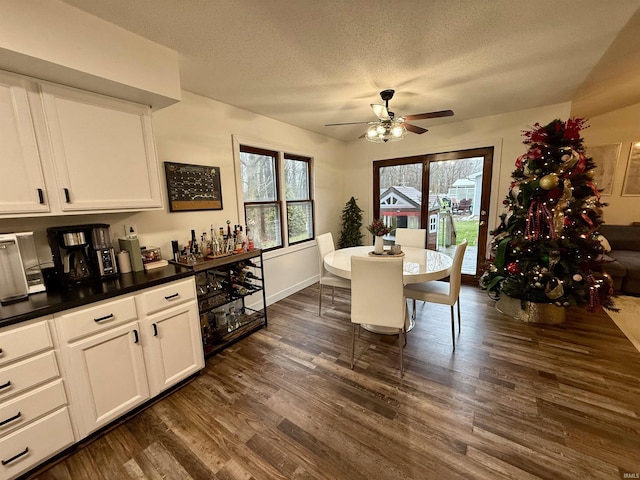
366, 218, 389, 237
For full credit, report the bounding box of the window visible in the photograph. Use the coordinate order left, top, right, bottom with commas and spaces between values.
285, 154, 314, 245
239, 145, 314, 251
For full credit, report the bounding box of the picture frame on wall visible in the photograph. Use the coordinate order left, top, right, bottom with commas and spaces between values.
622, 142, 640, 196
164, 162, 223, 211
584, 143, 621, 196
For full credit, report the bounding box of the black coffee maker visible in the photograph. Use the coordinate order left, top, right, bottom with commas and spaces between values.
47, 224, 118, 287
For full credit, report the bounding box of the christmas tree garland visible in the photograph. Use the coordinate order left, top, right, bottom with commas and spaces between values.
480, 118, 616, 311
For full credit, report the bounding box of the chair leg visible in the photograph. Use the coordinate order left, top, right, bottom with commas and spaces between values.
412, 299, 416, 320
399, 327, 405, 377
457, 298, 461, 330
332, 285, 336, 304
318, 283, 323, 316
450, 305, 456, 351
351, 323, 356, 369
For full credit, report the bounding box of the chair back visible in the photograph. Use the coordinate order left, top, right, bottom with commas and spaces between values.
448, 239, 468, 300
351, 256, 405, 328
316, 232, 336, 278
395, 228, 426, 248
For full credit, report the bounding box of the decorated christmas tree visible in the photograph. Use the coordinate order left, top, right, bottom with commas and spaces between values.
481, 118, 615, 311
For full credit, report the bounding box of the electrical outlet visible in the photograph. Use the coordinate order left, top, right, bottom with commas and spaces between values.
124, 224, 138, 239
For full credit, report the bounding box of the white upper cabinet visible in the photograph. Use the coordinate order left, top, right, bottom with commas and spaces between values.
0, 70, 163, 218
0, 71, 49, 215
39, 83, 162, 212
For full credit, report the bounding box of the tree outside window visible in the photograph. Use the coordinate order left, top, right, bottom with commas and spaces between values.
239, 145, 314, 250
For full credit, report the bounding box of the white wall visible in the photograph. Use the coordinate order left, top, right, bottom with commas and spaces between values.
578, 102, 640, 225
0, 91, 346, 306
342, 102, 572, 250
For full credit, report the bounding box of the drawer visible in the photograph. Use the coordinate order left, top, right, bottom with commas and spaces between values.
136, 278, 196, 316
0, 320, 52, 368
0, 352, 59, 403
55, 296, 138, 343
0, 407, 74, 480
0, 380, 67, 438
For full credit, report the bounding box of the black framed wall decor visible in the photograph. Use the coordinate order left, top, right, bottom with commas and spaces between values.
164, 162, 223, 211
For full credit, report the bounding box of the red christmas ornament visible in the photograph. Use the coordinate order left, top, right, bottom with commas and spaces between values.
507, 262, 521, 275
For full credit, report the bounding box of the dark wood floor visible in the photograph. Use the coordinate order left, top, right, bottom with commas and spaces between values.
30, 284, 640, 480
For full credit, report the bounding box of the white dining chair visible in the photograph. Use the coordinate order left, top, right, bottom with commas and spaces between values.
316, 232, 351, 316
395, 228, 426, 248
403, 239, 468, 351
350, 255, 409, 376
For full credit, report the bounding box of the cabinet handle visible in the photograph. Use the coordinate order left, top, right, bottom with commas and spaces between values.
164, 293, 180, 300
1, 447, 29, 466
94, 313, 114, 323
0, 380, 11, 391
152, 323, 158, 336
0, 411, 21, 427
63, 188, 70, 203
133, 329, 139, 344
37, 188, 44, 204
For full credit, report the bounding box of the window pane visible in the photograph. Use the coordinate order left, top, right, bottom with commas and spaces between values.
287, 201, 313, 243
284, 158, 309, 200
245, 204, 282, 249
240, 151, 277, 202
378, 163, 423, 242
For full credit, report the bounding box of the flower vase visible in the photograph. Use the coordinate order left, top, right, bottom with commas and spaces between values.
374, 235, 384, 254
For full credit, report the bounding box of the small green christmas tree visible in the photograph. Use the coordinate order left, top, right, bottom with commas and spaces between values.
481, 118, 615, 311
338, 197, 363, 248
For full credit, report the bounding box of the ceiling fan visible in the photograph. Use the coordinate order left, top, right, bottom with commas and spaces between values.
325, 89, 454, 142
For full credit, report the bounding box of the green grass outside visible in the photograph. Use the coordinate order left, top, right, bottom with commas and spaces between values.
439, 219, 479, 246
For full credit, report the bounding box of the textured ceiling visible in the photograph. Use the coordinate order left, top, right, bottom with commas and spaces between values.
61, 0, 640, 141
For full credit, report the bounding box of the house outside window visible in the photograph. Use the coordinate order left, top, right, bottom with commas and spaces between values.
239, 144, 314, 251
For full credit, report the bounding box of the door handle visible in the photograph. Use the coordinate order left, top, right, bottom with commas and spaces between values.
480, 210, 487, 216
152, 323, 158, 336
479, 221, 486, 226
133, 329, 139, 344
63, 188, 71, 203
37, 188, 45, 204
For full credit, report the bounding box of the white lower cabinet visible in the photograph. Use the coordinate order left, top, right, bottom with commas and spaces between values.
65, 322, 149, 438
55, 277, 203, 438
142, 302, 204, 397
0, 318, 74, 480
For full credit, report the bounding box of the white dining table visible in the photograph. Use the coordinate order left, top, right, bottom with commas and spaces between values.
324, 246, 454, 333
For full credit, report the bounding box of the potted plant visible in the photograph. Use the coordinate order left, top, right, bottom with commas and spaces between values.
338, 197, 364, 248
367, 218, 389, 254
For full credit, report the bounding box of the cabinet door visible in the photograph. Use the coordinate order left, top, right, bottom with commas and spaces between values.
39, 83, 162, 211
66, 322, 149, 437
143, 301, 204, 396
0, 71, 49, 215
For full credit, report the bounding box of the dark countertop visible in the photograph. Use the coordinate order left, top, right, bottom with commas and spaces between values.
0, 264, 194, 328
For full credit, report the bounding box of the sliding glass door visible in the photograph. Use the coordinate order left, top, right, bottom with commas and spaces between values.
373, 147, 493, 280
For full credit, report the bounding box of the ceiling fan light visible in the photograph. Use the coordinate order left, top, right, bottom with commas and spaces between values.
391, 124, 406, 137
376, 124, 386, 135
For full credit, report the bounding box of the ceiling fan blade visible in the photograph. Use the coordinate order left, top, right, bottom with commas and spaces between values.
405, 123, 428, 134
371, 104, 390, 120
403, 109, 454, 121
325, 121, 371, 126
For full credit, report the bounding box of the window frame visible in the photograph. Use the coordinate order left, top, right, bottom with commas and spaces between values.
284, 153, 315, 246
235, 138, 315, 253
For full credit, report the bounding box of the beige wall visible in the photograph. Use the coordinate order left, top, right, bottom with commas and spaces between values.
578, 102, 640, 225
